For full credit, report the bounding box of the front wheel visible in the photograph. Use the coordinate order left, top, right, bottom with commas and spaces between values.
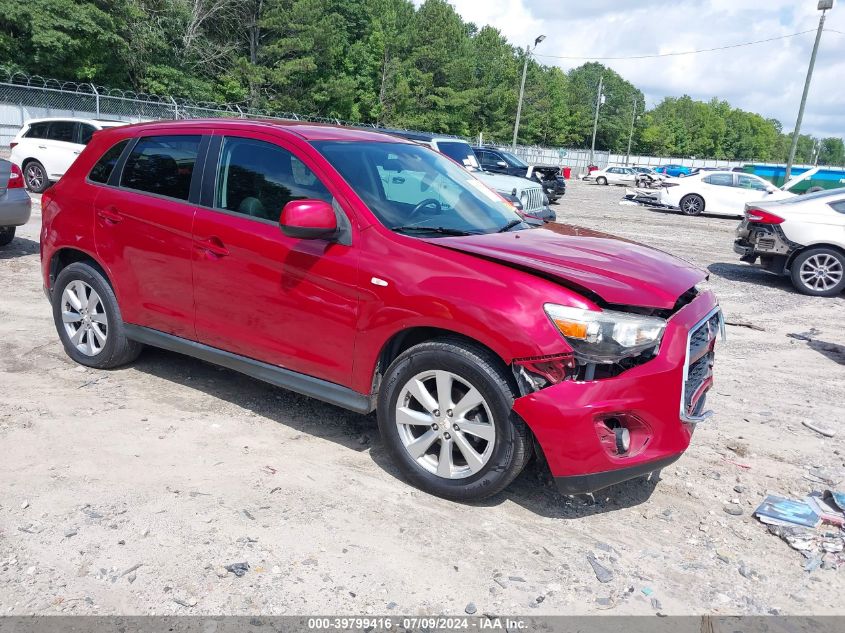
596, 176, 608, 185
790, 247, 845, 297
680, 194, 705, 216
377, 339, 531, 501
23, 160, 49, 193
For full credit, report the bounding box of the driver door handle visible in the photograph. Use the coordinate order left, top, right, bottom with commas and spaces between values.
96, 206, 123, 224
196, 237, 229, 257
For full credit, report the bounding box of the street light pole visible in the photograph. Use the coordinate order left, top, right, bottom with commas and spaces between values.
625, 96, 637, 166
589, 75, 603, 166
785, 1, 832, 180
512, 34, 545, 150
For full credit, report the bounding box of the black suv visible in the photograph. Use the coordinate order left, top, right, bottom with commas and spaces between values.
474, 146, 566, 203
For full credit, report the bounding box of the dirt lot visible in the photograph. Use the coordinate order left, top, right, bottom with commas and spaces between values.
0, 180, 843, 616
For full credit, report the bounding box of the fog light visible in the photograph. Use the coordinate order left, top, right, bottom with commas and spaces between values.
614, 427, 631, 454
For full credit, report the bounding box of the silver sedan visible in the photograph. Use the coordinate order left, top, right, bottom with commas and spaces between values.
0, 159, 32, 246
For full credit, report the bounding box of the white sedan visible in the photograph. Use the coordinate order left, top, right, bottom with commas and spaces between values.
734, 187, 845, 296
583, 166, 638, 186
655, 171, 794, 216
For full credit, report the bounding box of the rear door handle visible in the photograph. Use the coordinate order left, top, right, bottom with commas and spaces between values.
196, 237, 229, 257
96, 206, 123, 224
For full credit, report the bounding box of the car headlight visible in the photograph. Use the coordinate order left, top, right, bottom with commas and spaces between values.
544, 304, 666, 364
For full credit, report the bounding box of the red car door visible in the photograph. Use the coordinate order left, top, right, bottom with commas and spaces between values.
94, 132, 207, 339
191, 131, 360, 386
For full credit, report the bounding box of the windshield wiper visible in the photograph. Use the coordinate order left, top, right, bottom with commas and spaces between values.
497, 219, 524, 233
391, 225, 477, 237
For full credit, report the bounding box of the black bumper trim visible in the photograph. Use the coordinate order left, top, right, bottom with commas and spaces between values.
553, 453, 683, 495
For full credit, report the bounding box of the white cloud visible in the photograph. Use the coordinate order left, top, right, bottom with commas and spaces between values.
438, 0, 845, 139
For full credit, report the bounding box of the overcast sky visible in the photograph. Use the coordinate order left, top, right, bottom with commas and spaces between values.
434, 0, 844, 139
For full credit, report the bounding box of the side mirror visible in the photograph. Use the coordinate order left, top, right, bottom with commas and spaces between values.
496, 161, 508, 168
280, 199, 337, 240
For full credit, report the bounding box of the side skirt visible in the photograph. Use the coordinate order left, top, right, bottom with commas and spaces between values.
124, 324, 374, 414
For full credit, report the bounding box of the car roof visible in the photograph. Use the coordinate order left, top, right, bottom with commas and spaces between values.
103, 118, 412, 143
24, 117, 125, 126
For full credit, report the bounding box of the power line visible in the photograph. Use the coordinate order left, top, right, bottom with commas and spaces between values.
533, 29, 818, 61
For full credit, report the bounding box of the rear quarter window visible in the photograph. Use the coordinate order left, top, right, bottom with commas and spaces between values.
88, 139, 130, 184
25, 122, 49, 139
119, 135, 202, 201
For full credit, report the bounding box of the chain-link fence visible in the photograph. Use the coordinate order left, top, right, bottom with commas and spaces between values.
0, 70, 818, 177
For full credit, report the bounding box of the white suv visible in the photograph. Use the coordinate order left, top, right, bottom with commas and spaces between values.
10, 118, 125, 192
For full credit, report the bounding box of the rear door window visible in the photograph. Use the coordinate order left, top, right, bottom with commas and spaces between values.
704, 174, 734, 187
88, 139, 130, 184
214, 136, 332, 223
47, 121, 77, 143
120, 135, 201, 201
78, 124, 97, 145
737, 175, 769, 191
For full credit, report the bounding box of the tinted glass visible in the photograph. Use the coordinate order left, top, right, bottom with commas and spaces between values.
737, 175, 769, 191
78, 124, 97, 145
437, 141, 480, 168
780, 186, 845, 204
828, 200, 845, 214
215, 137, 331, 222
25, 122, 49, 139
704, 174, 733, 187
500, 150, 528, 168
313, 140, 523, 236
89, 139, 129, 184
120, 135, 201, 201
48, 121, 76, 143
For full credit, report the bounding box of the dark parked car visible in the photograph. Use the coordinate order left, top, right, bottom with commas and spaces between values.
474, 146, 566, 203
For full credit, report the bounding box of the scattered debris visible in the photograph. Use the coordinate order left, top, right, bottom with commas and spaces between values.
173, 596, 197, 608
723, 505, 744, 516
787, 329, 820, 342
802, 420, 836, 438
465, 602, 477, 615
725, 320, 765, 331
586, 553, 614, 584
120, 563, 143, 578
225, 562, 249, 577
64, 528, 78, 538
755, 495, 820, 528
21, 500, 29, 510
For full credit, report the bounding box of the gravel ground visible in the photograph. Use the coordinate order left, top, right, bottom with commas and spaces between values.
0, 180, 843, 616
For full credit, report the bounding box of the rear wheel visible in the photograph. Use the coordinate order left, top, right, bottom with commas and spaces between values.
596, 176, 608, 185
23, 160, 49, 193
790, 247, 845, 297
680, 194, 705, 216
0, 226, 14, 247
52, 262, 143, 368
377, 339, 531, 501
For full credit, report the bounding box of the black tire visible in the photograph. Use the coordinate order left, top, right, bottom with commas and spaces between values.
680, 193, 705, 216
377, 338, 532, 502
0, 226, 14, 247
52, 262, 143, 368
789, 247, 845, 297
596, 176, 608, 185
23, 160, 49, 193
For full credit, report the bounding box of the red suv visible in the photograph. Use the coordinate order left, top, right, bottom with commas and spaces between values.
40, 120, 723, 501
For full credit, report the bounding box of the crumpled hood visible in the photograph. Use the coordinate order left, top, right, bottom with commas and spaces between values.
428, 223, 707, 309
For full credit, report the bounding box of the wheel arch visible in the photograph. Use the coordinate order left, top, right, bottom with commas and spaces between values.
49, 247, 112, 294
371, 326, 512, 395
785, 242, 845, 270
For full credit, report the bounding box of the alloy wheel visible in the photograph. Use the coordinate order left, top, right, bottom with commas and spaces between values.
25, 164, 45, 190
682, 196, 702, 214
799, 253, 843, 292
395, 370, 496, 479
61, 280, 108, 356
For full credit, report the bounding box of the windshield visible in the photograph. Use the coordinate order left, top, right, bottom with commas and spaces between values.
499, 150, 528, 168
313, 141, 524, 236
436, 141, 481, 169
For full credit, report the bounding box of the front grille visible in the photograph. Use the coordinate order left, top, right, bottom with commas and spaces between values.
682, 309, 722, 420
521, 186, 544, 212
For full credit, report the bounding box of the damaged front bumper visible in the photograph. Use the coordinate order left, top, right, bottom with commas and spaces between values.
512, 291, 722, 495
622, 187, 677, 209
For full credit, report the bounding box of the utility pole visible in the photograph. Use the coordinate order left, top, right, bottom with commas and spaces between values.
512, 34, 546, 150
589, 75, 603, 167
785, 0, 832, 180
625, 96, 637, 166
